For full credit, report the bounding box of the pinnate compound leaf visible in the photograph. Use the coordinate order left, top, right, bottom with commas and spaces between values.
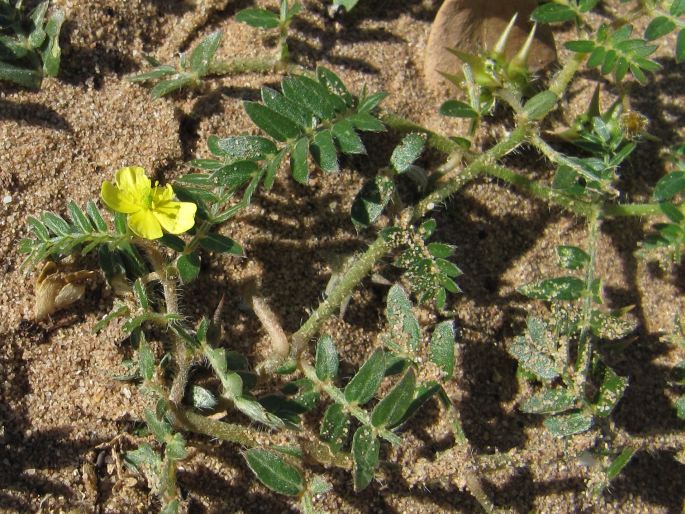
430, 321, 456, 380
371, 368, 416, 428
518, 277, 586, 301
520, 387, 577, 414
344, 348, 386, 405
351, 176, 394, 228
244, 449, 304, 496
319, 403, 350, 451
236, 8, 280, 29
543, 411, 594, 437
315, 335, 339, 382
352, 426, 379, 491
391, 133, 425, 173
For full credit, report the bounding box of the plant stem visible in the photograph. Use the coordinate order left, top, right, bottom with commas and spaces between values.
574, 209, 601, 395
141, 243, 190, 405
603, 202, 662, 217
209, 57, 277, 76
549, 52, 586, 97
380, 112, 465, 155
290, 237, 392, 359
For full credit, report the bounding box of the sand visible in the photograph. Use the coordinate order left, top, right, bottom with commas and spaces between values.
1, 0, 684, 512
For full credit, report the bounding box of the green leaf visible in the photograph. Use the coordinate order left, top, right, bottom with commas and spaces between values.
531, 3, 577, 23
371, 368, 416, 428
348, 113, 385, 132
311, 129, 339, 173
188, 30, 222, 75
291, 136, 310, 184
86, 201, 108, 231
344, 348, 386, 405
391, 133, 425, 173
144, 408, 172, 443
357, 91, 388, 114
177, 253, 201, 284
282, 75, 345, 120
160, 500, 179, 514
133, 278, 150, 309
66, 201, 93, 233
606, 446, 636, 481
41, 9, 64, 77
263, 147, 287, 190
128, 65, 176, 83
518, 277, 586, 301
543, 412, 594, 437
396, 381, 441, 426
150, 74, 194, 99
189, 385, 218, 410
319, 403, 350, 451
644, 16, 676, 41
261, 87, 313, 129
212, 160, 258, 188
385, 284, 421, 353
653, 171, 685, 201
244, 102, 303, 142
315, 335, 339, 382
199, 233, 243, 255
332, 119, 366, 155
137, 333, 155, 381
430, 321, 456, 380
520, 387, 577, 414
235, 8, 280, 29
351, 175, 394, 228
244, 449, 304, 496
556, 245, 590, 270
0, 60, 42, 88
159, 234, 186, 252
439, 100, 477, 118
41, 212, 70, 235
509, 336, 559, 381
523, 91, 558, 121
676, 29, 685, 63
675, 394, 685, 420
208, 135, 277, 160
317, 66, 354, 107
352, 426, 379, 491
593, 363, 627, 417
564, 40, 595, 53
125, 443, 162, 473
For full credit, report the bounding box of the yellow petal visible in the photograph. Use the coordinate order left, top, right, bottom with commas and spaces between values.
128, 209, 163, 239
151, 184, 174, 205
153, 200, 197, 234
115, 166, 150, 202
101, 181, 140, 214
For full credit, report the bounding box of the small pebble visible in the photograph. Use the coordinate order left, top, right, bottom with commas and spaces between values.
2, 195, 11, 204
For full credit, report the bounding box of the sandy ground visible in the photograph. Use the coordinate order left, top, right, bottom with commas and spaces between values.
1, 0, 684, 512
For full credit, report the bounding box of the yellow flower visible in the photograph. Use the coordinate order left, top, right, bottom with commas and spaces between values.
100, 166, 197, 240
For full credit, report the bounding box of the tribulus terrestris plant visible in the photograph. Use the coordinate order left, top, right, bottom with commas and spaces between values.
17, 0, 685, 512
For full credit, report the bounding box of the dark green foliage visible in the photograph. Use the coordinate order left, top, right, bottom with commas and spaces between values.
128, 31, 223, 98
0, 0, 64, 88
382, 219, 462, 308
244, 449, 304, 496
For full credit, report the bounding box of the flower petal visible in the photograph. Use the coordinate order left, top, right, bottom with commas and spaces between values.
101, 181, 140, 214
153, 200, 197, 234
128, 209, 163, 239
151, 184, 174, 205
115, 166, 150, 202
